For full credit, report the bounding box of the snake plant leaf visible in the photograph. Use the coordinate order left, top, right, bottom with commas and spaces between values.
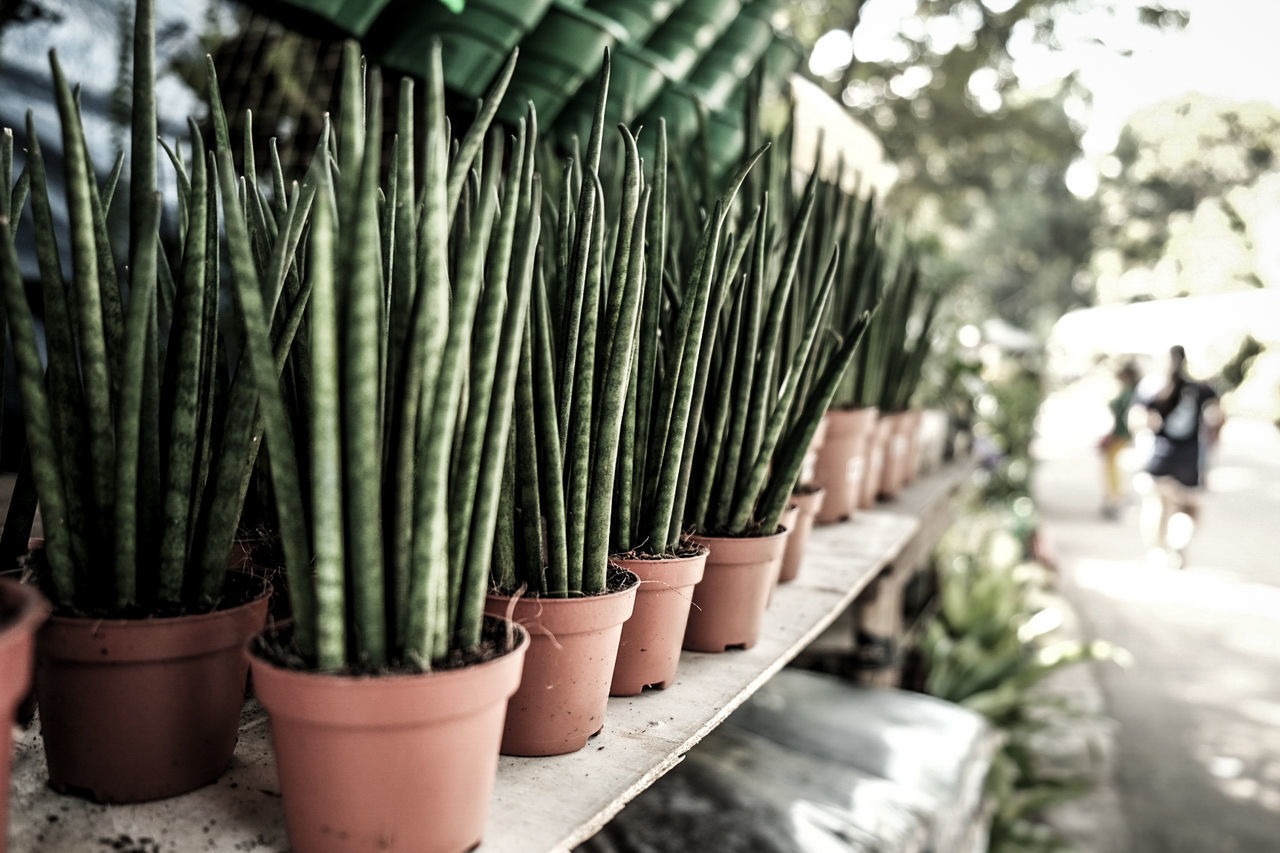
740, 169, 818, 479
339, 63, 388, 667
128, 0, 157, 280
689, 270, 747, 533
215, 147, 316, 655
714, 197, 768, 524
308, 186, 346, 670
512, 302, 543, 591
411, 151, 498, 658
0, 217, 75, 603
583, 181, 648, 591
529, 270, 568, 595
446, 48, 517, 225
756, 310, 872, 530
1, 128, 11, 223
157, 130, 209, 600
631, 120, 667, 528
50, 51, 115, 555
449, 126, 518, 592
556, 53, 610, 457
83, 139, 125, 396
400, 41, 453, 661
563, 174, 605, 592
114, 191, 160, 606
726, 247, 840, 533
21, 113, 89, 575
458, 137, 541, 648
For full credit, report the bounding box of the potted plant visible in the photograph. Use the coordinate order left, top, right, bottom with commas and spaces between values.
482, 58, 646, 756
865, 251, 941, 500
679, 150, 871, 652
746, 144, 883, 573
242, 41, 536, 853
810, 186, 890, 522
606, 120, 767, 696
0, 0, 293, 803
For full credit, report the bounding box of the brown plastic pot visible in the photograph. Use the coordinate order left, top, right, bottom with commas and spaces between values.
34, 577, 269, 803
609, 547, 708, 696
879, 411, 912, 498
249, 618, 529, 853
860, 417, 892, 509
0, 580, 50, 847
766, 506, 800, 606
901, 408, 925, 485
814, 408, 878, 523
485, 572, 638, 756
778, 487, 825, 585
799, 414, 830, 485
683, 526, 790, 652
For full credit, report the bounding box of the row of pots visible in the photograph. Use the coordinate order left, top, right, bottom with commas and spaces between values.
0, 406, 932, 852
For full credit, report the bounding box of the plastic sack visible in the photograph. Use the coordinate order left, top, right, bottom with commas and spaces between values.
732, 670, 999, 852
578, 669, 997, 853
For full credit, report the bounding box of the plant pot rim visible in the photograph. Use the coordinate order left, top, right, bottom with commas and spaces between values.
489, 567, 641, 602
248, 617, 530, 687
609, 543, 711, 563
690, 526, 789, 544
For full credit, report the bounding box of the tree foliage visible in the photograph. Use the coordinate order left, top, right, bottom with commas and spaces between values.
782, 0, 1188, 330
1093, 94, 1280, 301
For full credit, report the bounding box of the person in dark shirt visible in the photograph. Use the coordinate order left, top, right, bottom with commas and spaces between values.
1137, 345, 1221, 568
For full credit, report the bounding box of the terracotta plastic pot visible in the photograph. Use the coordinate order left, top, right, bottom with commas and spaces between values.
485, 572, 638, 756
879, 411, 911, 497
860, 417, 892, 509
901, 408, 925, 484
778, 487, 826, 585
814, 408, 878, 523
799, 413, 830, 486
34, 576, 269, 803
0, 580, 50, 848
766, 505, 800, 605
249, 619, 529, 853
609, 547, 708, 696
683, 526, 790, 652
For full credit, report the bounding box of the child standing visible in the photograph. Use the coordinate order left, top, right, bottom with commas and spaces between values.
1099, 363, 1139, 519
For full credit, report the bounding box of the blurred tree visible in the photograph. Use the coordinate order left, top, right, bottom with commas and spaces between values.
1093, 93, 1280, 301
783, 0, 1188, 331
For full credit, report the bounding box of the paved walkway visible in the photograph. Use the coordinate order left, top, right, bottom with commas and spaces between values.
1034, 381, 1280, 852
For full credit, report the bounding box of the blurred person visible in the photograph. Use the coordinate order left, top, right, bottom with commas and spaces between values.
1098, 363, 1140, 520
1135, 345, 1222, 569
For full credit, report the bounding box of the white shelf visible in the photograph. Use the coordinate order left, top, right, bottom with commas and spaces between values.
8, 463, 968, 853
